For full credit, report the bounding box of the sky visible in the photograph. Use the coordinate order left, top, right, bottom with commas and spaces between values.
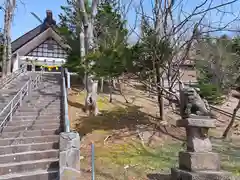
0, 0, 239, 42
0, 0, 68, 40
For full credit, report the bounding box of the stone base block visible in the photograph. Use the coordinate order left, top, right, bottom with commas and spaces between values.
60, 167, 81, 180
171, 168, 236, 180
179, 151, 220, 171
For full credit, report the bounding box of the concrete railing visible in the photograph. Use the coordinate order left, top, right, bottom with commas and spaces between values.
59, 68, 81, 180
61, 68, 70, 133
0, 71, 43, 129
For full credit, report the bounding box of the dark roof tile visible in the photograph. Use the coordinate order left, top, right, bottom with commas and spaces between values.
11, 25, 43, 53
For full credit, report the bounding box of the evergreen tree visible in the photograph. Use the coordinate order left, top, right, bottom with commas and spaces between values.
89, 1, 130, 78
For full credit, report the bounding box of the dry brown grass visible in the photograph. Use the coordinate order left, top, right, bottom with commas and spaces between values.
67, 76, 240, 179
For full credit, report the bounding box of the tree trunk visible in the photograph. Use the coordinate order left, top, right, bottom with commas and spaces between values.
222, 100, 240, 139
2, 3, 8, 78
118, 78, 129, 103
167, 64, 176, 110
6, 33, 12, 74
1, 41, 7, 78
112, 78, 117, 90
79, 0, 99, 116
147, 76, 152, 97
109, 78, 113, 103
3, 0, 15, 75
84, 76, 99, 116
100, 77, 104, 92
155, 62, 164, 120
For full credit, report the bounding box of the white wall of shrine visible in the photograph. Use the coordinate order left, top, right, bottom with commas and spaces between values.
12, 54, 66, 72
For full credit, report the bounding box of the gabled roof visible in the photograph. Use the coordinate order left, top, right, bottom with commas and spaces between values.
12, 25, 42, 53
12, 24, 70, 56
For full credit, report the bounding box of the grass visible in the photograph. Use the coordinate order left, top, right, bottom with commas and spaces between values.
68, 83, 240, 179
96, 141, 182, 170
68, 87, 184, 179
80, 141, 182, 179
212, 139, 240, 176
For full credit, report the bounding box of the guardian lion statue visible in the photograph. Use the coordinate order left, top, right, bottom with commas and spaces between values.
180, 87, 215, 118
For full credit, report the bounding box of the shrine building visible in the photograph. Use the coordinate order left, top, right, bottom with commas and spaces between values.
11, 10, 70, 72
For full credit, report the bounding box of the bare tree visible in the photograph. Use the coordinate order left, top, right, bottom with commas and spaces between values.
128, 0, 240, 120
1, 0, 16, 77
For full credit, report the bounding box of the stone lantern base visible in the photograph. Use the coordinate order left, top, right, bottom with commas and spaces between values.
170, 117, 238, 180
171, 168, 236, 180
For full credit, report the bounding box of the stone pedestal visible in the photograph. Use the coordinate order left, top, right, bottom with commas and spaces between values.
171, 168, 235, 180
171, 117, 237, 180
179, 151, 220, 171
59, 132, 81, 180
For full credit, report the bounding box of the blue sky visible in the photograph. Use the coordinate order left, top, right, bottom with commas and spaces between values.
0, 0, 68, 40
0, 0, 239, 41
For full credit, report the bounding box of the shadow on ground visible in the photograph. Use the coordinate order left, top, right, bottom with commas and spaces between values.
147, 173, 171, 180
68, 95, 185, 141
73, 104, 150, 136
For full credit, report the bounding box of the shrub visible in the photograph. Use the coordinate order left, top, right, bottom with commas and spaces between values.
195, 83, 225, 105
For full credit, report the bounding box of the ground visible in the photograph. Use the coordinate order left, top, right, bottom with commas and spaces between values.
67, 76, 240, 179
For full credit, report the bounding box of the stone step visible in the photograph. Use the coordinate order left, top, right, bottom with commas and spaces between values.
30, 93, 61, 96
15, 108, 61, 113
0, 103, 9, 109
14, 111, 60, 116
0, 73, 62, 179
18, 105, 61, 110
24, 99, 61, 103
16, 107, 60, 112
0, 142, 59, 155
0, 169, 58, 180
23, 96, 60, 100
0, 158, 58, 176
0, 101, 11, 106
0, 129, 60, 139
2, 123, 61, 132
7, 119, 62, 126
0, 149, 59, 164
12, 115, 61, 121
20, 104, 61, 109
0, 135, 59, 146
0, 92, 18, 97
25, 96, 61, 100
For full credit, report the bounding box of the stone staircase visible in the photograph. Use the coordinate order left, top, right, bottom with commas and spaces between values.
0, 73, 62, 180
0, 72, 37, 109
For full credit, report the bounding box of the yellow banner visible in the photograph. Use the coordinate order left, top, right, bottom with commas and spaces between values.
29, 60, 60, 71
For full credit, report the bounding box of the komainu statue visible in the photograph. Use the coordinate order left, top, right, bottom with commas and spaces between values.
180, 86, 215, 118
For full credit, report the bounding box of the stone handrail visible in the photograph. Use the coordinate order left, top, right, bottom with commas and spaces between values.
61, 68, 70, 133
0, 71, 43, 128
0, 64, 27, 89
59, 68, 81, 180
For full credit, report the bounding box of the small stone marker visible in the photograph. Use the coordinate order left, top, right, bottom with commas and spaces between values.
171, 116, 237, 180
